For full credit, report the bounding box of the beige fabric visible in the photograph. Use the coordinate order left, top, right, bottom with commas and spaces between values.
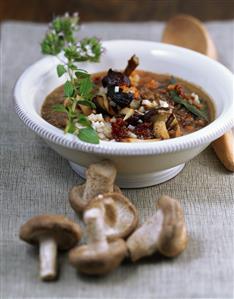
0, 21, 233, 299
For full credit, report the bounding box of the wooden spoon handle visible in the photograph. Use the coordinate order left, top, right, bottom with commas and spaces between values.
212, 131, 234, 171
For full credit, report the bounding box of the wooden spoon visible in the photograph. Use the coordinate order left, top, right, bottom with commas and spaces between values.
162, 14, 234, 171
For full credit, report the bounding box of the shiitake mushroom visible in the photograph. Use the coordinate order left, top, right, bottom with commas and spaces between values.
107, 86, 134, 108
102, 69, 130, 88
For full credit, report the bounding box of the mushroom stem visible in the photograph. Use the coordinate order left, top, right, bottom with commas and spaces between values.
39, 237, 57, 281
124, 55, 139, 76
84, 208, 109, 252
153, 114, 170, 139
127, 209, 164, 261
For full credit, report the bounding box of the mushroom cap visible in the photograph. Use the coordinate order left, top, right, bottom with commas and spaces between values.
86, 160, 117, 180
69, 239, 127, 275
19, 215, 82, 250
156, 195, 188, 257
126, 195, 188, 261
69, 184, 121, 213
86, 192, 139, 241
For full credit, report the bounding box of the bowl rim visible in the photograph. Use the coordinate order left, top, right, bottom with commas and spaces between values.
14, 39, 234, 156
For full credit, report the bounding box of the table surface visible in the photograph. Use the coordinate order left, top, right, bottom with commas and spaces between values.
0, 20, 234, 299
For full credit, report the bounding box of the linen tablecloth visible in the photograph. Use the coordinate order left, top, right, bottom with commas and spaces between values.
0, 20, 233, 299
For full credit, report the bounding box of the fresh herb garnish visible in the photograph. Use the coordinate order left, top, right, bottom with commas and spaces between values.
78, 127, 99, 144
52, 103, 98, 143
169, 90, 208, 121
64, 80, 74, 97
41, 12, 104, 144
57, 64, 67, 77
77, 100, 96, 109
41, 13, 79, 55
52, 103, 68, 113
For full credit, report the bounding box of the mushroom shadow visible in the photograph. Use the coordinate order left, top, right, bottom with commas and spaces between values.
26, 245, 38, 259
130, 234, 202, 266
75, 260, 138, 283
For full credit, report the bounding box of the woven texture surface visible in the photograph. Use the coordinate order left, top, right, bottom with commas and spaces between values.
0, 21, 234, 299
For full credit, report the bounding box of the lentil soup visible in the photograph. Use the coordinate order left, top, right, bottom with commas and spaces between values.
41, 56, 215, 142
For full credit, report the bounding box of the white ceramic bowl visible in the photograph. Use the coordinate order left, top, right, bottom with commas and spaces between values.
14, 40, 234, 188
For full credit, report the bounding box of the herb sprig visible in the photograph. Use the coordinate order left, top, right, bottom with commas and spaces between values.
41, 12, 103, 144
169, 90, 208, 121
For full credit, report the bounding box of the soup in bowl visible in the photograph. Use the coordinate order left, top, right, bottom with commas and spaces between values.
41, 64, 215, 142
14, 40, 234, 187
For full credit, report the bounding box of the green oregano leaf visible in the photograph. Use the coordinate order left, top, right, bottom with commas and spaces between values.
57, 64, 67, 77
52, 104, 67, 113
41, 32, 65, 55
77, 114, 91, 127
75, 69, 90, 78
79, 77, 93, 98
77, 100, 96, 109
68, 63, 78, 71
64, 81, 74, 97
78, 127, 99, 144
